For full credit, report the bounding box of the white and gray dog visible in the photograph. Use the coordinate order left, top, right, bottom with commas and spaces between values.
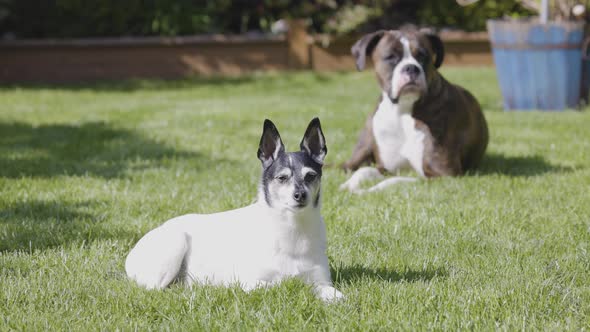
125, 118, 343, 302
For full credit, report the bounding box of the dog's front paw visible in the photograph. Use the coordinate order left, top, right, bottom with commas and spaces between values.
338, 181, 351, 192
339, 181, 365, 194
339, 179, 359, 193
315, 285, 345, 303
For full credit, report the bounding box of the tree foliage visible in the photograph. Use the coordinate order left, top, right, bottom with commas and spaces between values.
0, 0, 533, 39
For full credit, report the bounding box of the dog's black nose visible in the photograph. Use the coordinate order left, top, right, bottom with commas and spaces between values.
402, 64, 421, 80
293, 191, 307, 203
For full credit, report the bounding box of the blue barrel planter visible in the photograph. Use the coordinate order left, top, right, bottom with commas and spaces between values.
487, 19, 586, 111
583, 36, 590, 104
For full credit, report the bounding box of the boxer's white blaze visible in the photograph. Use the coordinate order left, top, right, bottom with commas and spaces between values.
390, 36, 427, 102
401, 37, 412, 58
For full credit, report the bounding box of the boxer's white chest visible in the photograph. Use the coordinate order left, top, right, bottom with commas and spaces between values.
372, 93, 425, 175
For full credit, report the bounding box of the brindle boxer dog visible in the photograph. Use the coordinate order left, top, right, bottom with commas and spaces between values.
340, 27, 489, 193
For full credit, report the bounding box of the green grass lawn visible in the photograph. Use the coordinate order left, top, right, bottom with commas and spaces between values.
1, 67, 589, 330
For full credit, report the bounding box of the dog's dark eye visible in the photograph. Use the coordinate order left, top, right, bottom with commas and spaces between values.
415, 51, 429, 64
383, 54, 398, 62
304, 173, 317, 183
276, 175, 289, 182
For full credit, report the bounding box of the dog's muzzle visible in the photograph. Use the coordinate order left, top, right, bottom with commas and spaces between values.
293, 190, 308, 207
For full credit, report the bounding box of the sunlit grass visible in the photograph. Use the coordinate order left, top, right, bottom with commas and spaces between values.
1, 68, 589, 330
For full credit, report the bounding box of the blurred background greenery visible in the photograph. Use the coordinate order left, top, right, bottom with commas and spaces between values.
0, 0, 533, 39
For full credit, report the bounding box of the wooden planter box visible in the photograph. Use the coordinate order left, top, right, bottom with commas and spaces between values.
310, 31, 492, 71
0, 35, 289, 83
0, 24, 493, 84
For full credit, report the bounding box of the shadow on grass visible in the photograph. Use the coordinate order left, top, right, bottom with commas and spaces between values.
0, 72, 351, 93
0, 121, 231, 178
332, 265, 446, 285
474, 153, 574, 177
0, 199, 131, 253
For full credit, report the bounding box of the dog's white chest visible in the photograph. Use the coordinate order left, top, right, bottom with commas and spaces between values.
400, 115, 425, 176
372, 94, 425, 175
372, 96, 409, 172
158, 206, 328, 287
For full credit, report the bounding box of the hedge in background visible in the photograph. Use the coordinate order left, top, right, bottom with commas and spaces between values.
0, 0, 532, 39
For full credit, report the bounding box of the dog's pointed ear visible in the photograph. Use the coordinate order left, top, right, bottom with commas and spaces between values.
351, 30, 386, 71
300, 117, 327, 165
258, 119, 285, 168
425, 33, 444, 69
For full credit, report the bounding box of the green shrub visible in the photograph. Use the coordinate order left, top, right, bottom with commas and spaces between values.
0, 0, 533, 39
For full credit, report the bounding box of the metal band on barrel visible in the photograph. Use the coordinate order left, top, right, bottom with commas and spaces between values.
491, 42, 581, 50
